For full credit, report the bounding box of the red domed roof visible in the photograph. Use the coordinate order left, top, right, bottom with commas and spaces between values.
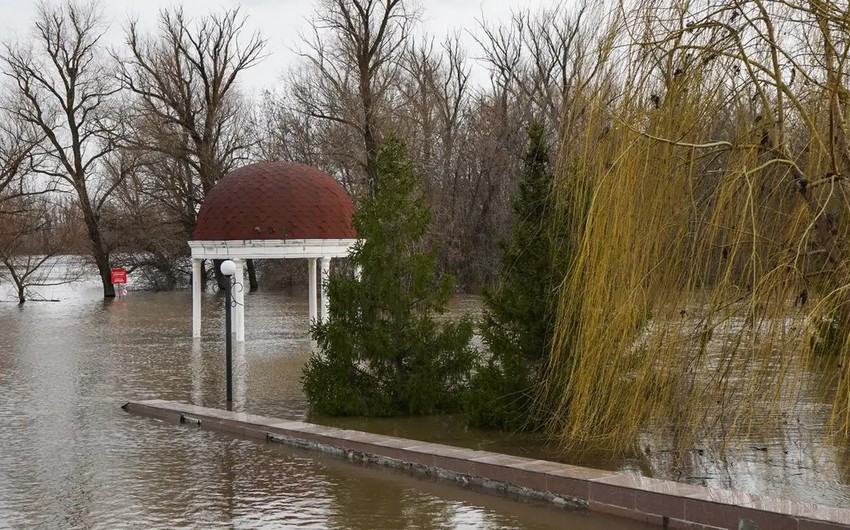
192, 161, 356, 241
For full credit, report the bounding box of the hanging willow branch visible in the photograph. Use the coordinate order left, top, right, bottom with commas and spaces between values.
542, 0, 850, 454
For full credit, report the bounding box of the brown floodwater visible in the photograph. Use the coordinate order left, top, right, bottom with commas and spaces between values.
0, 276, 654, 529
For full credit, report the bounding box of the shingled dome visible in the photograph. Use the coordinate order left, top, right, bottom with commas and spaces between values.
193, 161, 356, 241
188, 161, 360, 343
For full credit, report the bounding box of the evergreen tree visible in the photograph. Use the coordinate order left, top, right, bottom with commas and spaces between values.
303, 137, 475, 416
466, 122, 565, 430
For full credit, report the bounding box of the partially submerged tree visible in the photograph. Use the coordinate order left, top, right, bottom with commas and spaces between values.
0, 117, 61, 304
465, 122, 568, 431
2, 0, 122, 298
303, 137, 475, 416
98, 147, 191, 291
537, 0, 850, 453
0, 195, 81, 304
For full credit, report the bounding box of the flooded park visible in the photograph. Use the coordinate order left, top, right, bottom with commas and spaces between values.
7, 0, 850, 526
1, 272, 849, 528
0, 276, 652, 529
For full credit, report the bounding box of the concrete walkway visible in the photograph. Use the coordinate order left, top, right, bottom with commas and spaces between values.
123, 400, 849, 530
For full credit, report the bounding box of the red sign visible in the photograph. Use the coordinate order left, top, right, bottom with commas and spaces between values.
111, 268, 127, 284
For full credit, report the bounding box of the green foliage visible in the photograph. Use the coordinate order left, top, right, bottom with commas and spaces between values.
466, 122, 568, 431
303, 137, 475, 417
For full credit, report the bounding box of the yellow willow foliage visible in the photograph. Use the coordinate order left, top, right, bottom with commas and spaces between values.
548, 126, 829, 451
544, 0, 850, 453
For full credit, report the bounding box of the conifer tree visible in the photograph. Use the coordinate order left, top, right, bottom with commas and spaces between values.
303, 137, 475, 416
466, 122, 565, 430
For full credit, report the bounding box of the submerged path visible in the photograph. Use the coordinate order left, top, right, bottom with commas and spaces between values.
123, 400, 848, 530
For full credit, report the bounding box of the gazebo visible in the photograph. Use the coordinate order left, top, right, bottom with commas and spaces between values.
189, 161, 358, 342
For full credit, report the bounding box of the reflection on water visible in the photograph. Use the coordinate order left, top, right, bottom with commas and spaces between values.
0, 278, 649, 529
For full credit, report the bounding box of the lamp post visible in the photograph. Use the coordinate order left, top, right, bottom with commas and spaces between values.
220, 259, 236, 407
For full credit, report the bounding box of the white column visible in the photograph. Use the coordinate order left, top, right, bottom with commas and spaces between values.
190, 339, 203, 403
308, 258, 318, 323
235, 259, 246, 342
354, 264, 362, 281
192, 258, 202, 338
319, 256, 331, 322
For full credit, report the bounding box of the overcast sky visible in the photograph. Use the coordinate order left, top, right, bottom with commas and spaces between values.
0, 0, 564, 96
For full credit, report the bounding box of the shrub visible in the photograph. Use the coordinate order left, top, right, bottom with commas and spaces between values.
466, 122, 567, 430
303, 137, 475, 416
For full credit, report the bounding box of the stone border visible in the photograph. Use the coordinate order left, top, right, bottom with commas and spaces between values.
122, 400, 850, 530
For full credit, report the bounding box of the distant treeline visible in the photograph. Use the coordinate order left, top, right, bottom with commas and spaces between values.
0, 0, 578, 296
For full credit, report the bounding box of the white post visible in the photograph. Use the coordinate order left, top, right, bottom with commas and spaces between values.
319, 256, 331, 322
192, 258, 202, 338
308, 258, 318, 323
190, 339, 203, 403
234, 341, 246, 407
354, 264, 362, 281
235, 259, 245, 342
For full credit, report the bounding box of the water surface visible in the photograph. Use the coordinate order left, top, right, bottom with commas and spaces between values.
0, 278, 651, 529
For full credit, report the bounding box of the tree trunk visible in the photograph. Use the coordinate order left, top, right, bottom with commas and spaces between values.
213, 258, 229, 291
247, 259, 258, 292
81, 210, 116, 296
80, 198, 115, 298
360, 76, 380, 195
95, 254, 115, 298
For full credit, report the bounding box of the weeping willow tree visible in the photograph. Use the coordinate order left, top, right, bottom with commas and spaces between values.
543, 0, 850, 453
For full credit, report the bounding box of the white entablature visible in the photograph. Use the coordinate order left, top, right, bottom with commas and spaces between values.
188, 239, 357, 260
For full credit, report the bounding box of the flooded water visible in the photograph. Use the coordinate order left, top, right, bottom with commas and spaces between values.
0, 276, 651, 529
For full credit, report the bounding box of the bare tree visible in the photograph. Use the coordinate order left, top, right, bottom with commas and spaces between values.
0, 120, 41, 203
116, 7, 265, 288
476, 2, 603, 136
394, 36, 505, 285
0, 194, 82, 304
118, 7, 265, 201
292, 0, 415, 195
0, 115, 60, 304
2, 0, 122, 298
92, 146, 191, 291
